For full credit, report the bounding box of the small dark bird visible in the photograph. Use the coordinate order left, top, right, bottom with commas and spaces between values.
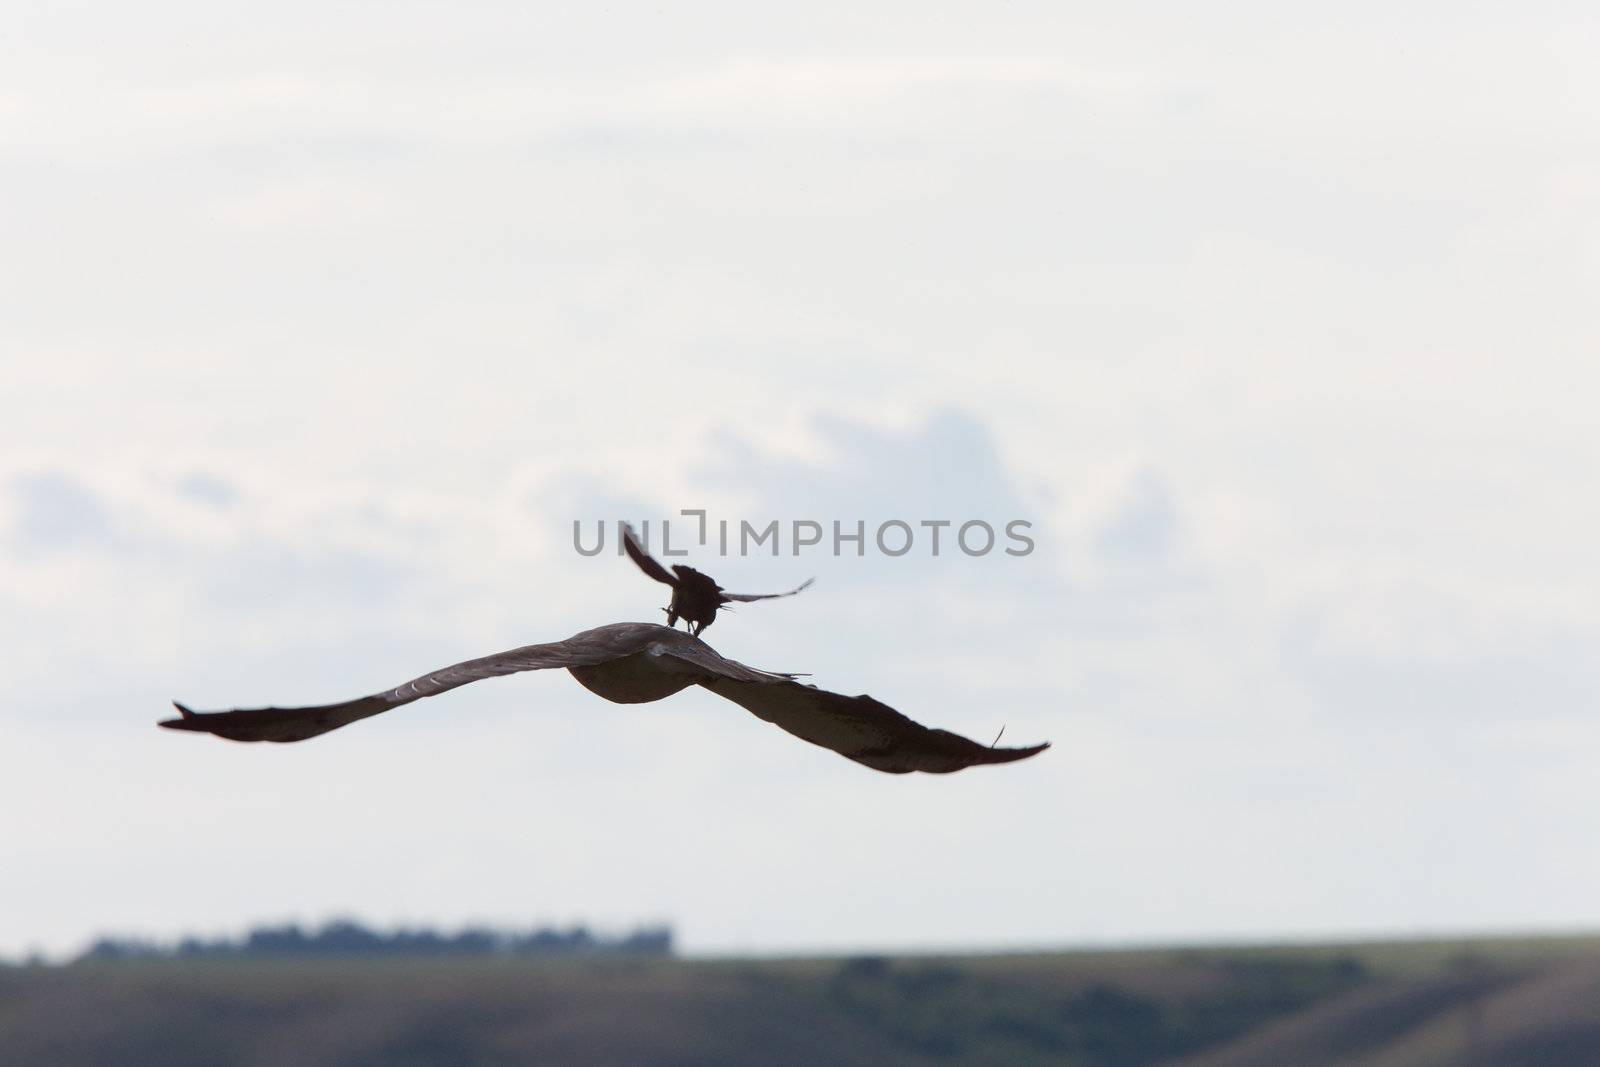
159, 622, 1049, 774
622, 523, 813, 636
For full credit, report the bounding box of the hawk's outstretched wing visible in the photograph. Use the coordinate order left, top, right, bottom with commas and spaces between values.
699, 675, 1048, 774
159, 623, 667, 743
159, 622, 1049, 773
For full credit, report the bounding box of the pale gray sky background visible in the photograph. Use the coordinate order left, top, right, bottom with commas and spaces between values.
3, 1, 1597, 960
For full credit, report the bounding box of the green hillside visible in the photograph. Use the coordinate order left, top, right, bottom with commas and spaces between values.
4, 935, 1598, 1065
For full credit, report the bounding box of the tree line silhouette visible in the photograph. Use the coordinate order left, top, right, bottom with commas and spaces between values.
77, 919, 672, 962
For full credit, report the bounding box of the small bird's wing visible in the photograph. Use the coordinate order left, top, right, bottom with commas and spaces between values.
159, 623, 662, 743
668, 648, 1048, 774
621, 523, 677, 585
720, 577, 816, 603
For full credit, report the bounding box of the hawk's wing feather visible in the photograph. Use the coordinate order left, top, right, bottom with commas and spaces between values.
646, 637, 801, 684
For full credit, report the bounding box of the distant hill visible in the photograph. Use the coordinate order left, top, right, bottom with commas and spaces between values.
2, 934, 1598, 1065
74, 918, 672, 963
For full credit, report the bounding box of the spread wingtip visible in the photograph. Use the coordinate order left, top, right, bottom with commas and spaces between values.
159, 702, 199, 731
993, 740, 1050, 764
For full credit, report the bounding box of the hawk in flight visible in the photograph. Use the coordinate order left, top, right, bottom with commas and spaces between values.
162, 622, 1047, 774
161, 528, 1048, 774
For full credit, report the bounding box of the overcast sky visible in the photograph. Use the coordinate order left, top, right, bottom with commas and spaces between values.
3, 1, 1598, 960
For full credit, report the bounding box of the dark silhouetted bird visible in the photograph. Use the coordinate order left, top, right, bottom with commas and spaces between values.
622, 523, 812, 636
160, 622, 1048, 774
